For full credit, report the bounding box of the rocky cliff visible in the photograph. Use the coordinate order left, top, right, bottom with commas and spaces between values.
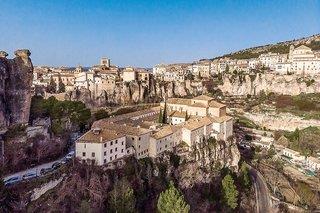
65, 79, 207, 108
219, 73, 320, 96
0, 50, 33, 131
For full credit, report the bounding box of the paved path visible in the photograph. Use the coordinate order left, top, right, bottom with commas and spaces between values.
249, 166, 273, 213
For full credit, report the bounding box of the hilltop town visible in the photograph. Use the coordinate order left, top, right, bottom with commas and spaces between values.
1, 34, 320, 212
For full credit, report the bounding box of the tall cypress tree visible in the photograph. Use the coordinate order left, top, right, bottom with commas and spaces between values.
158, 109, 164, 123
163, 101, 167, 124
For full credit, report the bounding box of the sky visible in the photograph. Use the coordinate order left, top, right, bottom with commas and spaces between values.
0, 0, 320, 68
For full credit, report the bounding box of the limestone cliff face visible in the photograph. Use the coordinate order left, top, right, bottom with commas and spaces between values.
0, 50, 33, 131
219, 73, 320, 96
65, 79, 206, 107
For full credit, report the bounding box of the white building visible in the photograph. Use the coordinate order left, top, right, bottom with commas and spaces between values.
122, 67, 137, 82
259, 52, 288, 70
76, 128, 127, 165
306, 156, 320, 171
289, 45, 320, 75
282, 148, 305, 162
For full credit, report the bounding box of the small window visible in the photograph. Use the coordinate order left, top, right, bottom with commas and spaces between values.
132, 137, 134, 140
122, 141, 124, 145
104, 143, 107, 148
104, 151, 106, 156
121, 149, 124, 153
110, 149, 113, 153
104, 159, 107, 164
110, 156, 112, 161
92, 152, 95, 157
115, 140, 118, 144
82, 152, 86, 157
111, 141, 113, 146
115, 154, 117, 159
115, 147, 118, 152
138, 137, 141, 141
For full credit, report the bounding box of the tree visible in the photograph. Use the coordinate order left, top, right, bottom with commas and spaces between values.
163, 101, 167, 124
157, 181, 190, 213
225, 64, 229, 73
296, 181, 315, 206
240, 162, 251, 189
94, 109, 109, 120
158, 109, 164, 123
47, 76, 57, 93
185, 112, 188, 121
222, 174, 239, 209
109, 178, 135, 213
58, 76, 66, 93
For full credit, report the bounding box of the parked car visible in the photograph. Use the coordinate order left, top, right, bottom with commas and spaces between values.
66, 151, 75, 160
40, 167, 54, 175
22, 172, 37, 180
4, 176, 21, 186
52, 162, 62, 170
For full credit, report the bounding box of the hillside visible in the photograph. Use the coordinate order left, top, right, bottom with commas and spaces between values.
212, 34, 320, 60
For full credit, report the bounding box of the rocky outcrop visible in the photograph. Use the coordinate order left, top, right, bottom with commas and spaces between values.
244, 111, 320, 131
0, 50, 33, 131
65, 80, 206, 108
219, 73, 320, 96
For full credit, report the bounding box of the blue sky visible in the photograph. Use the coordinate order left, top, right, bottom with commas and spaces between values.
0, 0, 319, 67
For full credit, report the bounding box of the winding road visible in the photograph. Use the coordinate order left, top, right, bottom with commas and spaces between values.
249, 166, 273, 213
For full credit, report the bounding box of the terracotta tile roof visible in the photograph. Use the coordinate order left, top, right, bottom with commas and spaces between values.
77, 128, 125, 143
208, 100, 226, 108
169, 111, 186, 118
151, 125, 181, 140
101, 123, 152, 136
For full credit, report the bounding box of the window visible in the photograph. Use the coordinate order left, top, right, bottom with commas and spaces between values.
92, 152, 95, 157
104, 151, 106, 156
82, 152, 86, 157
104, 159, 106, 164
104, 143, 107, 148
121, 149, 124, 153
115, 154, 117, 159
132, 137, 134, 140
111, 141, 113, 146
115, 148, 118, 152
138, 137, 141, 141
110, 156, 112, 161
115, 140, 118, 144
121, 141, 124, 145
110, 149, 113, 153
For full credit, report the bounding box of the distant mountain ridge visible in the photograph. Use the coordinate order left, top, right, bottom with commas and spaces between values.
210, 33, 320, 60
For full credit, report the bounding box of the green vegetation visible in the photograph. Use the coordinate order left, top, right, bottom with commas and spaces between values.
30, 96, 91, 133
94, 109, 109, 120
239, 162, 251, 190
108, 178, 136, 213
306, 40, 320, 51
295, 181, 317, 207
58, 76, 65, 93
158, 109, 164, 123
283, 127, 320, 156
275, 93, 320, 120
46, 76, 57, 93
236, 116, 259, 129
221, 174, 239, 209
157, 181, 190, 213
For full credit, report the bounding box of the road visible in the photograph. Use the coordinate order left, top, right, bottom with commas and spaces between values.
249, 166, 273, 213
3, 133, 81, 183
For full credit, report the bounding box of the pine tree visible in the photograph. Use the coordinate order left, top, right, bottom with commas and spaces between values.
240, 162, 251, 189
109, 178, 135, 213
157, 181, 190, 213
222, 174, 239, 209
